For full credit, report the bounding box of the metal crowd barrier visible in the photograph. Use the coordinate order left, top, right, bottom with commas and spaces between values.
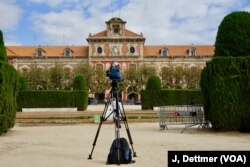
157, 105, 207, 133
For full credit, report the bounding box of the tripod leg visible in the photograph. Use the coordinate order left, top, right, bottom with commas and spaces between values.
123, 118, 137, 157
88, 117, 104, 159
119, 103, 137, 157
88, 92, 113, 160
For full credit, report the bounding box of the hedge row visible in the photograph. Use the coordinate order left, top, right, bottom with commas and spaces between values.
0, 62, 19, 135
17, 90, 88, 111
141, 89, 203, 109
200, 57, 250, 131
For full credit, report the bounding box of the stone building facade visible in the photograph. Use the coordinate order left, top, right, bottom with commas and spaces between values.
6, 17, 214, 101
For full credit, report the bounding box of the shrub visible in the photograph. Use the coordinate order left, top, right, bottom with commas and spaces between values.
73, 90, 88, 111
73, 74, 88, 90
200, 57, 250, 131
146, 75, 162, 90
0, 62, 19, 135
17, 90, 88, 111
0, 30, 7, 62
141, 89, 203, 110
215, 11, 250, 57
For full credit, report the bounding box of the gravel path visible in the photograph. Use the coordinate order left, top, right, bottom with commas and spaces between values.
1, 123, 250, 167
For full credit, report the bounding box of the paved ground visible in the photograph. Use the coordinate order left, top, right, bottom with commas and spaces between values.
1, 123, 250, 167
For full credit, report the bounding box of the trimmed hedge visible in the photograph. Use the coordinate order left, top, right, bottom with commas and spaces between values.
200, 57, 250, 131
141, 89, 203, 109
17, 90, 88, 111
0, 61, 19, 135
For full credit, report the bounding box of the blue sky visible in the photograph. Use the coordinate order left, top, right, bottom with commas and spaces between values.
0, 0, 249, 46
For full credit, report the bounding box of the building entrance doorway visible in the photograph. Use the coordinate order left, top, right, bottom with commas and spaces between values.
126, 86, 139, 104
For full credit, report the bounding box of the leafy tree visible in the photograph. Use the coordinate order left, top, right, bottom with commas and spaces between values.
215, 11, 250, 57
50, 62, 64, 90
91, 65, 109, 94
174, 66, 185, 88
184, 66, 202, 89
138, 64, 156, 89
26, 63, 49, 90
73, 61, 94, 91
0, 30, 7, 62
118, 80, 128, 93
125, 66, 139, 92
160, 66, 175, 88
63, 67, 73, 90
24, 63, 74, 90
18, 74, 28, 90
126, 66, 137, 86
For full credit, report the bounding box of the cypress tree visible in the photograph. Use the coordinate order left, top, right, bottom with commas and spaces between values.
73, 74, 88, 90
146, 75, 162, 90
0, 30, 7, 62
215, 11, 250, 57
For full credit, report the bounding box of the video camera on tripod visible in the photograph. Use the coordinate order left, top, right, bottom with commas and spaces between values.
106, 61, 123, 81
88, 61, 136, 165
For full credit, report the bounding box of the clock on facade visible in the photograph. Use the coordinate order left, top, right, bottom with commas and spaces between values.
113, 24, 120, 34
114, 27, 120, 33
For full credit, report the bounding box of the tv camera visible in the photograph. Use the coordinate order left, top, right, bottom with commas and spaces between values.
106, 61, 123, 81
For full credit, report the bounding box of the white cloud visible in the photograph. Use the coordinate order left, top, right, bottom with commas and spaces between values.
31, 10, 85, 45
25, 0, 250, 45
0, 0, 22, 31
27, 0, 115, 9
28, 0, 80, 8
119, 0, 247, 45
29, 0, 122, 45
31, 8, 112, 45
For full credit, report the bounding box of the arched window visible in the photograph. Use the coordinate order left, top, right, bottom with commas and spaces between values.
64, 48, 72, 57
19, 65, 30, 74
161, 48, 168, 57
189, 48, 196, 56
21, 68, 28, 74
65, 49, 70, 57
36, 48, 44, 57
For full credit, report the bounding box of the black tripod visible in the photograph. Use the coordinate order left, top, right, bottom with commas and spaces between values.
88, 80, 137, 163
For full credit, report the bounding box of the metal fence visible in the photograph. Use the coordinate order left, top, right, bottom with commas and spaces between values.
157, 105, 208, 133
